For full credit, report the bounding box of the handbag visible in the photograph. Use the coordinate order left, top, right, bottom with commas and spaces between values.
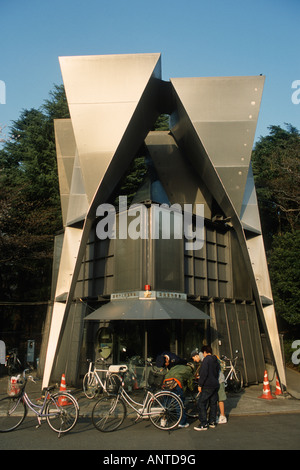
162, 378, 181, 390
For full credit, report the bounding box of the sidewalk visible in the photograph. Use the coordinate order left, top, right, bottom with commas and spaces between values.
74, 367, 300, 418
1, 367, 300, 419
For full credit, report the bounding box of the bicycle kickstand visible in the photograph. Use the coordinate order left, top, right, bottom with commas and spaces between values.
36, 416, 42, 429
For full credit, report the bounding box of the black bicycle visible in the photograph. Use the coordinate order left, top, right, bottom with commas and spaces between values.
5, 349, 23, 376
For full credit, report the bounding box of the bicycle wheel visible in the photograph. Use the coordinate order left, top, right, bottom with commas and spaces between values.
105, 373, 122, 394
231, 369, 243, 393
148, 391, 183, 430
184, 394, 199, 419
46, 392, 79, 434
92, 394, 126, 432
0, 396, 27, 432
83, 372, 100, 399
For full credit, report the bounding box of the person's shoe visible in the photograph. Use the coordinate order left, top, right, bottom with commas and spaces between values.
194, 424, 208, 431
216, 415, 227, 424
178, 423, 189, 428
209, 422, 216, 428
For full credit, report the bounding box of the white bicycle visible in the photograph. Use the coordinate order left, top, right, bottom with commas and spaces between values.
222, 353, 244, 393
83, 358, 127, 399
92, 366, 183, 432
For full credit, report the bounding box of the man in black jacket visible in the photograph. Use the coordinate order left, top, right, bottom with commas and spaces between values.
194, 345, 220, 431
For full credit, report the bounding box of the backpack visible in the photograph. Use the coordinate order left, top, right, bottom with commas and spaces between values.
148, 365, 168, 389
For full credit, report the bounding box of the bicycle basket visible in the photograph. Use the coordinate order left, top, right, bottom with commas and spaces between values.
7, 375, 25, 397
148, 366, 168, 389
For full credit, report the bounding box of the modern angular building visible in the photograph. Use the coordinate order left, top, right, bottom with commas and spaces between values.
40, 53, 286, 391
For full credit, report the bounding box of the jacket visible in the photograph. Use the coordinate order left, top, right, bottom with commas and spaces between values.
198, 354, 220, 389
164, 364, 194, 392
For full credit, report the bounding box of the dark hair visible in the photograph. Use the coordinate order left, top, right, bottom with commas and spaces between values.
155, 354, 165, 368
201, 345, 212, 354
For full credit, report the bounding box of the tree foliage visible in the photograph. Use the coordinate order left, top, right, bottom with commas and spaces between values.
252, 124, 300, 327
268, 231, 300, 327
0, 84, 69, 301
252, 124, 300, 245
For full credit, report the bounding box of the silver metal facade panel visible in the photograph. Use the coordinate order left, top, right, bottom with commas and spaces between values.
59, 53, 162, 203
145, 131, 212, 218
170, 75, 264, 217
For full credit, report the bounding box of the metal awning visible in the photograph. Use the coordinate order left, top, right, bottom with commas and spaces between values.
84, 299, 210, 321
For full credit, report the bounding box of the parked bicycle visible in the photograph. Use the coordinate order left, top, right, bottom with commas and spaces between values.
222, 353, 243, 393
0, 370, 79, 437
5, 349, 23, 376
91, 365, 184, 432
83, 357, 126, 399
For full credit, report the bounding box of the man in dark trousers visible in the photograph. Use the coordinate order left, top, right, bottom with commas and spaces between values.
194, 345, 220, 431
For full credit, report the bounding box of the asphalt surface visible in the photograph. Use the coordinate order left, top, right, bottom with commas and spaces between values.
0, 367, 300, 451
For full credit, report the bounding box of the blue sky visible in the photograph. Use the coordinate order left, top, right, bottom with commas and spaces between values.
1, 0, 299, 144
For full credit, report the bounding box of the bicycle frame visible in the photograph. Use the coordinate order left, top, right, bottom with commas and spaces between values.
114, 384, 180, 420
86, 360, 111, 391
16, 389, 64, 425
224, 357, 239, 383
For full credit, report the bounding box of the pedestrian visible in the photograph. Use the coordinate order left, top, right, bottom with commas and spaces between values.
216, 355, 227, 424
194, 345, 220, 431
190, 349, 203, 380
162, 362, 195, 428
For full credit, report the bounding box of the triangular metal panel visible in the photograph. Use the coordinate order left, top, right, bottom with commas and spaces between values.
66, 151, 89, 225
54, 119, 77, 226
240, 163, 262, 233
170, 76, 265, 215
59, 53, 162, 203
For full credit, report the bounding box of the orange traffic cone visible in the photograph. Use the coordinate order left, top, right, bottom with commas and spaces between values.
275, 376, 283, 396
58, 373, 72, 406
258, 370, 276, 400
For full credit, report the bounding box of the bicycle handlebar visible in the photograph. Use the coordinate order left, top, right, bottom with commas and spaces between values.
221, 355, 239, 362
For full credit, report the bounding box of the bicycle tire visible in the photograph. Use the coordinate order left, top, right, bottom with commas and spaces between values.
148, 391, 183, 430
0, 396, 27, 432
184, 395, 198, 419
92, 394, 126, 432
231, 369, 243, 393
45, 392, 79, 434
83, 372, 100, 399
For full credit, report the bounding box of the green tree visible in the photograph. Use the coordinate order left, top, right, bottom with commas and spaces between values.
0, 84, 69, 301
252, 124, 300, 246
268, 231, 300, 327
252, 124, 300, 329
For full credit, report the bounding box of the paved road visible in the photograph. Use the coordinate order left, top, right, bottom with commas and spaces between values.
0, 413, 299, 451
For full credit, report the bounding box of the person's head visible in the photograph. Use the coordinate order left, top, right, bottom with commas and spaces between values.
191, 349, 201, 363
201, 345, 213, 357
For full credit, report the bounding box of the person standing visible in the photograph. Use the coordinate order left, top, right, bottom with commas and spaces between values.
194, 345, 220, 431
